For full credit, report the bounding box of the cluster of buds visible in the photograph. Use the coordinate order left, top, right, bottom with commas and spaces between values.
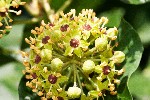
0, 0, 25, 38
22, 9, 125, 100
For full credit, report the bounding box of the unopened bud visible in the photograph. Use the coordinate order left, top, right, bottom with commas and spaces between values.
82, 60, 95, 74
95, 37, 108, 51
40, 49, 52, 62
67, 87, 81, 98
51, 58, 63, 72
106, 27, 118, 40
111, 51, 125, 63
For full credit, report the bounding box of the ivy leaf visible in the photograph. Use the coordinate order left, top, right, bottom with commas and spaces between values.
116, 19, 143, 99
0, 24, 25, 51
120, 0, 150, 4
18, 75, 41, 100
101, 19, 143, 100
99, 8, 125, 28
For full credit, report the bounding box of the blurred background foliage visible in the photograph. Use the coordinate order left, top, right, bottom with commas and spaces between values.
0, 0, 150, 99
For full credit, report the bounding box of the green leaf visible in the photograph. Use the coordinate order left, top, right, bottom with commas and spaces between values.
18, 75, 41, 100
99, 19, 143, 100
115, 19, 143, 99
0, 62, 24, 99
129, 70, 150, 100
120, 0, 150, 4
0, 24, 25, 51
66, 0, 105, 14
99, 8, 125, 28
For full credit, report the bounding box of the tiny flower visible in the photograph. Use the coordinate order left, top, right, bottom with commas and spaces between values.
42, 36, 50, 44
60, 24, 69, 32
48, 74, 57, 84
67, 86, 81, 98
83, 24, 92, 31
103, 66, 111, 75
70, 38, 80, 48
35, 55, 41, 64
82, 60, 95, 74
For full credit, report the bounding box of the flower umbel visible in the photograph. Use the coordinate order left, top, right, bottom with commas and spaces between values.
22, 9, 125, 100
0, 0, 25, 38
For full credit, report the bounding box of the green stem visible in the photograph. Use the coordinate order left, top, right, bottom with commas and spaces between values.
56, 0, 72, 15
13, 18, 40, 24
41, 0, 54, 22
63, 65, 72, 89
73, 64, 77, 86
76, 69, 83, 93
62, 62, 71, 71
76, 66, 97, 89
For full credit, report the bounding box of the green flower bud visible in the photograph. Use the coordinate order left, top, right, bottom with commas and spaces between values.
106, 27, 118, 40
82, 60, 95, 74
95, 37, 108, 51
67, 86, 81, 99
51, 58, 63, 72
40, 49, 52, 62
110, 51, 125, 63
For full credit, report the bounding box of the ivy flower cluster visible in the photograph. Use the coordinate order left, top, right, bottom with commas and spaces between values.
22, 9, 125, 100
0, 0, 25, 38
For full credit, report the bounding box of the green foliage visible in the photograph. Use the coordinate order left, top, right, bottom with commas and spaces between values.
0, 0, 149, 100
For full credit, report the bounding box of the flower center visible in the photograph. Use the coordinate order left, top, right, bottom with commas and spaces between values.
60, 24, 69, 32
48, 74, 57, 84
70, 38, 79, 48
103, 66, 111, 75
42, 36, 50, 44
35, 55, 41, 64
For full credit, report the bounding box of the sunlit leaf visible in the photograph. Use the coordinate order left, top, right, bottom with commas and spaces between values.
0, 24, 25, 51
116, 19, 143, 99
120, 0, 150, 4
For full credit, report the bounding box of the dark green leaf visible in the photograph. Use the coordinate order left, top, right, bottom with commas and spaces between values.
116, 19, 143, 99
99, 8, 125, 28
99, 19, 143, 100
129, 70, 150, 100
